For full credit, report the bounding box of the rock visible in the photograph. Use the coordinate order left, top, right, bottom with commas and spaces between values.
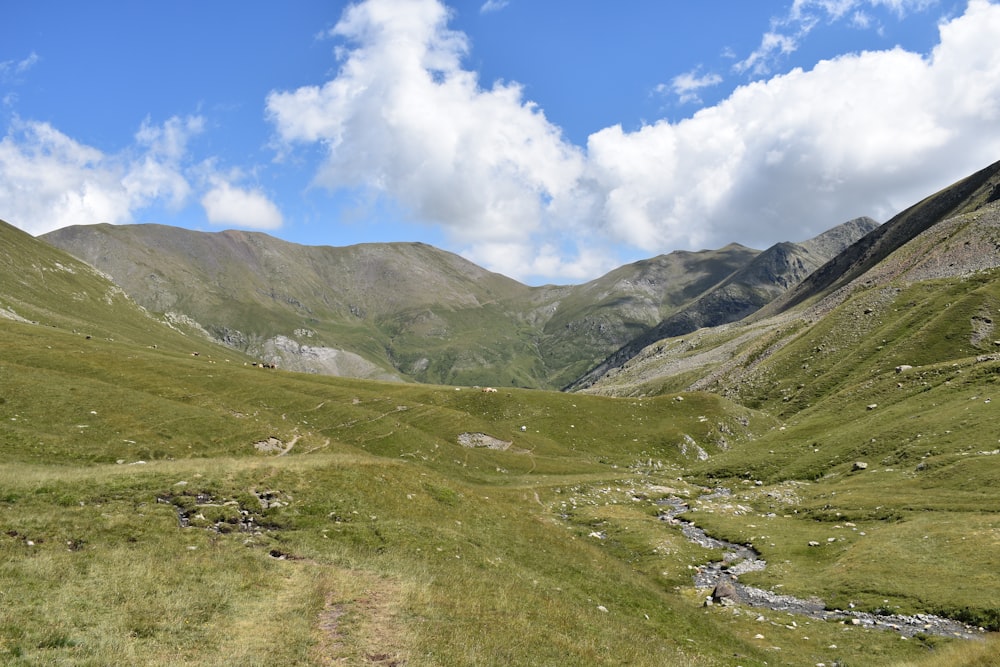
712, 578, 739, 605
808, 541, 821, 547
866, 404, 878, 410
457, 432, 512, 450
852, 461, 869, 471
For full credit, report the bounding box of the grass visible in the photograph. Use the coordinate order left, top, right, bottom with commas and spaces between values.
2, 314, 969, 666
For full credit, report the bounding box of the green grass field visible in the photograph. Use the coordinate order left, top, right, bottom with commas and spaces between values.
4, 311, 1000, 666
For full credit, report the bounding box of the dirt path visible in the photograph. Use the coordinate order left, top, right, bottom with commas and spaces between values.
277, 433, 301, 456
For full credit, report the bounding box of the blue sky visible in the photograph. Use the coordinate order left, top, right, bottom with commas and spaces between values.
2, 0, 998, 284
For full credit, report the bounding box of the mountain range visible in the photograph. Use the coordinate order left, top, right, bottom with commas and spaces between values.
40, 216, 877, 390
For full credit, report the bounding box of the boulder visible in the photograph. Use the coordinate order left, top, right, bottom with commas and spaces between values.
712, 578, 739, 605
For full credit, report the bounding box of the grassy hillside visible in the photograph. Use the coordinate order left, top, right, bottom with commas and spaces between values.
677, 267, 1000, 639
10, 315, 997, 666
0, 221, 226, 354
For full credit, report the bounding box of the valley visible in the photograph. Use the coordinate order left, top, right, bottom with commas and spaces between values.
2, 160, 1000, 665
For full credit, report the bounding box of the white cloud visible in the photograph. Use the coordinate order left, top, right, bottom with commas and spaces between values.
668, 69, 724, 104
851, 10, 874, 28
0, 112, 285, 236
268, 0, 1000, 282
0, 120, 132, 234
480, 0, 509, 13
123, 115, 203, 211
0, 116, 201, 235
266, 0, 584, 252
0, 52, 39, 83
735, 27, 811, 76
463, 240, 618, 285
200, 180, 284, 230
585, 0, 1000, 252
737, 0, 937, 75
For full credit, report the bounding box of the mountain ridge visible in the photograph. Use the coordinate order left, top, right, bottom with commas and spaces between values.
41, 220, 871, 388
566, 216, 879, 390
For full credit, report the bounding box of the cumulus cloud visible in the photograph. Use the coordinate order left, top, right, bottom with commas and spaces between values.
586, 0, 1000, 251
0, 115, 202, 235
201, 179, 284, 230
0, 112, 286, 236
0, 120, 133, 234
267, 0, 1000, 282
266, 0, 585, 264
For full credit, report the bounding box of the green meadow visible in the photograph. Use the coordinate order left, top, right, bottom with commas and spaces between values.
3, 308, 1000, 666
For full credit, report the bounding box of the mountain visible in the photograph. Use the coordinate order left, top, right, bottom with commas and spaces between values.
532, 243, 761, 386
567, 217, 879, 390
40, 224, 528, 383
580, 159, 1000, 400
0, 219, 227, 355
763, 159, 1000, 318
41, 221, 870, 389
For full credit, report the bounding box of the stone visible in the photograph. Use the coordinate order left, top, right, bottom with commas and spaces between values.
712, 578, 739, 605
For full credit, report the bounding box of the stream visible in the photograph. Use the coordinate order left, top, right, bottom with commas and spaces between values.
658, 492, 986, 640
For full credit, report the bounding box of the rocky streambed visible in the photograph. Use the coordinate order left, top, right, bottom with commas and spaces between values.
658, 493, 986, 640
